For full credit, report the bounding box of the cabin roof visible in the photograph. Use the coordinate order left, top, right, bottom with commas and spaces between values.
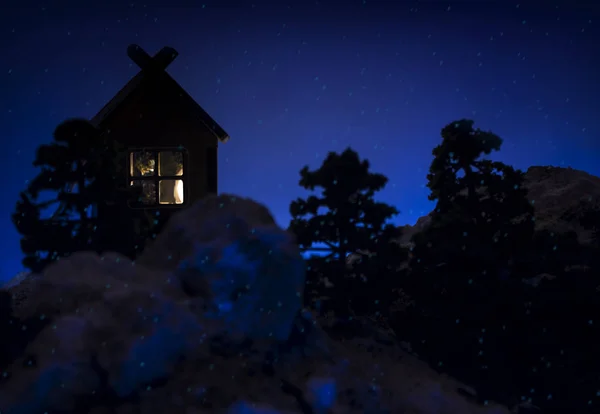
90, 45, 229, 143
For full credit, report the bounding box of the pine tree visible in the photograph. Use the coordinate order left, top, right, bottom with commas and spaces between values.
289, 147, 407, 316
412, 119, 534, 275
400, 120, 537, 404
12, 119, 153, 272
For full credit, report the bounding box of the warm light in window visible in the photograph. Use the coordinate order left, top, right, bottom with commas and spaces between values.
159, 180, 184, 204
159, 151, 183, 176
175, 179, 183, 203
129, 149, 185, 206
130, 151, 155, 176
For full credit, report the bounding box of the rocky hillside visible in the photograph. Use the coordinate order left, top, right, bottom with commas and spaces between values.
398, 165, 600, 245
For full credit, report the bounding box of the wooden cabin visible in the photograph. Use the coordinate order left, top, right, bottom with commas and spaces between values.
90, 44, 229, 212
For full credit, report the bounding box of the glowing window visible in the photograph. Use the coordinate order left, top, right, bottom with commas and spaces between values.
129, 149, 186, 207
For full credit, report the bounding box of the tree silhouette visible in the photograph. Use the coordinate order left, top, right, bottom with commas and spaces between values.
289, 148, 407, 316
412, 119, 535, 275
12, 119, 153, 272
399, 119, 537, 405
401, 120, 600, 410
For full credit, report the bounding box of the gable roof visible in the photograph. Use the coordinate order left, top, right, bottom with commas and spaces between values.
90, 45, 229, 143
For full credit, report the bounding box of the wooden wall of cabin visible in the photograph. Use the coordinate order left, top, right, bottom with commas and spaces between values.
96, 74, 220, 213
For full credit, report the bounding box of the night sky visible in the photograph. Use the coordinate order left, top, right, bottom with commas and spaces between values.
0, 1, 598, 283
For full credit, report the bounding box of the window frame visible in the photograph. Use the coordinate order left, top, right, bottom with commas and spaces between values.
127, 147, 189, 209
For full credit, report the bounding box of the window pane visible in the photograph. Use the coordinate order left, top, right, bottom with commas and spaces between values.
130, 180, 156, 205
130, 151, 155, 176
159, 179, 184, 204
158, 151, 183, 176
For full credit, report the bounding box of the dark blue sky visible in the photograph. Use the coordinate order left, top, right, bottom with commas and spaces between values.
1, 1, 598, 282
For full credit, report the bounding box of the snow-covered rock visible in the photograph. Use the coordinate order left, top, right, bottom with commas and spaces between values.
1, 194, 510, 414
